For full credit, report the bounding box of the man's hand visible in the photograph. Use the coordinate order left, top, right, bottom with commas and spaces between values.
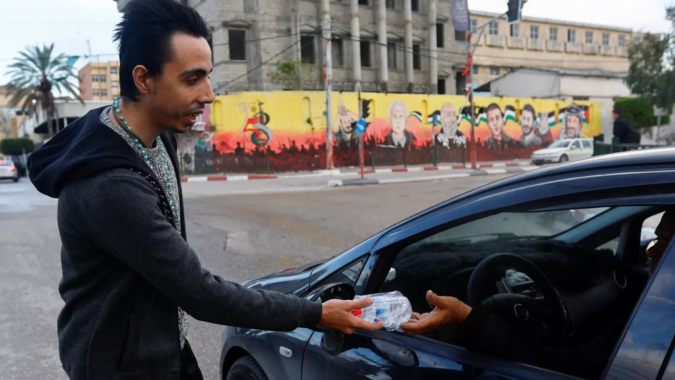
319, 298, 384, 334
400, 290, 472, 336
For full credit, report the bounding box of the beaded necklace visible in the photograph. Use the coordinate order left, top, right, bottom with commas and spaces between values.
111, 97, 178, 216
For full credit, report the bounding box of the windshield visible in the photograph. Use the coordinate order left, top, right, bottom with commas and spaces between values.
423, 208, 610, 245
547, 140, 572, 149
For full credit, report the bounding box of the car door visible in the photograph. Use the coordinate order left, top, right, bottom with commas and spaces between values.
568, 140, 583, 161
580, 139, 594, 160
606, 235, 675, 380
302, 163, 675, 380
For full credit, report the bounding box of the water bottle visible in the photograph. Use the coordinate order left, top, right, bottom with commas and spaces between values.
350, 291, 412, 332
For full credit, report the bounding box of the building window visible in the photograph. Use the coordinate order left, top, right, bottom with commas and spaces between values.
550, 27, 558, 41
472, 65, 478, 75
619, 35, 626, 47
455, 29, 466, 41
301, 35, 316, 64
358, 0, 368, 5
332, 38, 343, 66
568, 29, 576, 43
412, 44, 421, 70
92, 75, 99, 82
437, 79, 446, 94
633, 36, 641, 45
530, 26, 539, 40
386, 0, 395, 8
602, 33, 610, 45
112, 82, 119, 88
437, 23, 444, 48
387, 43, 397, 69
471, 19, 477, 31
585, 31, 593, 44
490, 66, 500, 77
93, 90, 100, 97
360, 41, 371, 67
411, 0, 419, 12
100, 75, 107, 83
228, 29, 246, 61
489, 21, 498, 36
101, 89, 108, 97
110, 67, 118, 75
510, 24, 519, 37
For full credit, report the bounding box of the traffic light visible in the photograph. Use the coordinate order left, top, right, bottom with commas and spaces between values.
506, 0, 522, 24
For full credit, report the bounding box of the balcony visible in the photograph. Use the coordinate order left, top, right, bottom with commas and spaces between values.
617, 46, 628, 57
600, 45, 615, 56
485, 35, 506, 47
547, 40, 564, 52
566, 42, 582, 54
507, 37, 526, 49
583, 44, 600, 55
528, 39, 545, 51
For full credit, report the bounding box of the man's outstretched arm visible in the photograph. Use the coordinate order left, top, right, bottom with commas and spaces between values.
81, 172, 382, 335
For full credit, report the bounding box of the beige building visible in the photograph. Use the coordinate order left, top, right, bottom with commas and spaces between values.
78, 61, 121, 101
0, 86, 26, 139
116, 0, 469, 95
469, 11, 631, 88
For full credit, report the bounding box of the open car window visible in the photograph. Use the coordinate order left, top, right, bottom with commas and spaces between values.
379, 206, 654, 380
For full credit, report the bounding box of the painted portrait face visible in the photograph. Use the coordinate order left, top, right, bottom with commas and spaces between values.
521, 110, 535, 136
390, 103, 407, 136
566, 115, 582, 138
487, 108, 503, 138
440, 103, 458, 133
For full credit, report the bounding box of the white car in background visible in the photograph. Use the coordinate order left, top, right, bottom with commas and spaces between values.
0, 160, 19, 182
532, 138, 594, 165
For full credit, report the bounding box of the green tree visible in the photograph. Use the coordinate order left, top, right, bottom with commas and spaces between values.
267, 59, 315, 90
0, 138, 34, 156
5, 44, 83, 138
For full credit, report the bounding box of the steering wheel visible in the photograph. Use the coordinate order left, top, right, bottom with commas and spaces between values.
467, 253, 571, 345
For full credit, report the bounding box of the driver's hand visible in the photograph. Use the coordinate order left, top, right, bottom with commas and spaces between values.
400, 290, 472, 336
319, 298, 384, 334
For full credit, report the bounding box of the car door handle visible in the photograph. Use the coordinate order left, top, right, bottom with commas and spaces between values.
279, 346, 293, 358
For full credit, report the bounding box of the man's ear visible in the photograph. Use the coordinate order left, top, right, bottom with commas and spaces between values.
132, 65, 153, 96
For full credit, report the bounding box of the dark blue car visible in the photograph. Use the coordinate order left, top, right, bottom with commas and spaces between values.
220, 149, 675, 380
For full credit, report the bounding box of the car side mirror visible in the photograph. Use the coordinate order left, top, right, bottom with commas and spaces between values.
305, 282, 356, 332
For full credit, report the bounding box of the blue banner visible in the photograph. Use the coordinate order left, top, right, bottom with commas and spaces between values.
451, 0, 470, 32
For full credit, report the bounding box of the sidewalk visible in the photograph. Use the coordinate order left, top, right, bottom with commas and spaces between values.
180, 160, 534, 182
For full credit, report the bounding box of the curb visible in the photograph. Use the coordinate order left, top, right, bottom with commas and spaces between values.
180, 163, 532, 183
328, 166, 540, 187
181, 169, 342, 183
340, 161, 531, 175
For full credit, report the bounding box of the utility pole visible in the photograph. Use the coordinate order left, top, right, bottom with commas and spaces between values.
322, 0, 333, 169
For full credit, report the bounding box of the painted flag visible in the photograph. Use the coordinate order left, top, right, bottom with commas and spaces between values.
427, 110, 440, 124
460, 114, 472, 124
476, 112, 487, 125
504, 106, 516, 123
410, 111, 423, 122
451, 0, 470, 32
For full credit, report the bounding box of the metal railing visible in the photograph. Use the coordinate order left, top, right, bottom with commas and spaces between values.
593, 136, 664, 157
371, 145, 466, 168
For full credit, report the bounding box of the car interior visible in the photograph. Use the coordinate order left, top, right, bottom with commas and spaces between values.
377, 205, 667, 379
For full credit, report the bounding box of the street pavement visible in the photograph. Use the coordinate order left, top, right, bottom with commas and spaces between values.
0, 172, 515, 379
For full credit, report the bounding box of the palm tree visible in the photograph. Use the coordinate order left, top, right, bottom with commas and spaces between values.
5, 44, 83, 138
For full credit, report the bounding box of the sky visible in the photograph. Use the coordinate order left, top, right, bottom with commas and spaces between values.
0, 0, 672, 87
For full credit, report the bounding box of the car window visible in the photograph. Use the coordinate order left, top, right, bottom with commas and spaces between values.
0, 160, 13, 166
571, 141, 581, 149
323, 259, 364, 287
423, 208, 609, 245
582, 140, 592, 148
548, 140, 571, 149
379, 206, 649, 379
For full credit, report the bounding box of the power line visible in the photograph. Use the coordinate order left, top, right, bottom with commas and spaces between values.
214, 39, 308, 92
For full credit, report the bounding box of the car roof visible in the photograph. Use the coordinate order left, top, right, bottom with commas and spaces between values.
390, 148, 675, 230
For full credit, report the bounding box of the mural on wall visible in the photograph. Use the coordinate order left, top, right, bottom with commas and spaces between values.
184, 92, 602, 173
